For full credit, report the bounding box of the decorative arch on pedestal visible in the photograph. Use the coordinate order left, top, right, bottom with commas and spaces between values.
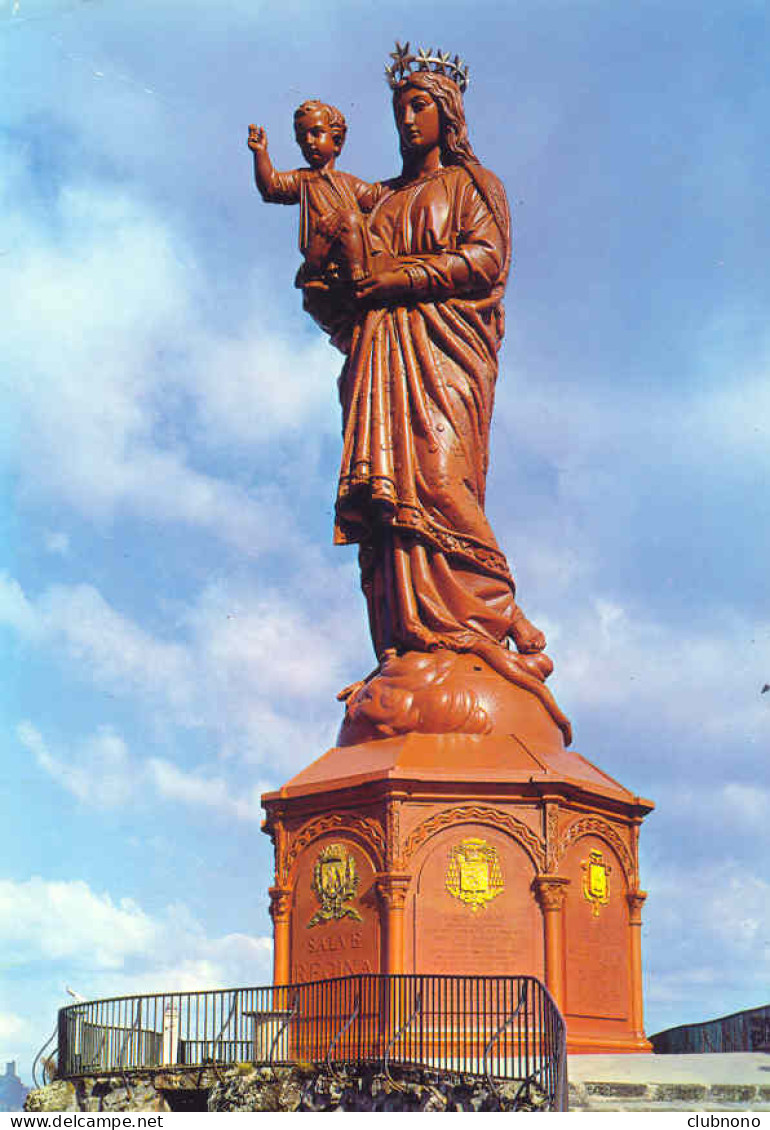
401, 804, 546, 978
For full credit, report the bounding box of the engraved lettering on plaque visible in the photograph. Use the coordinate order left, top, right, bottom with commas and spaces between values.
445, 837, 504, 911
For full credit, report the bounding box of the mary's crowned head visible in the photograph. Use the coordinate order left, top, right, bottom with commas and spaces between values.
386, 43, 477, 167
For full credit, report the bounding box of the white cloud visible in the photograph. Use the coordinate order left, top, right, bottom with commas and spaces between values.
43, 531, 70, 556
721, 782, 770, 829
692, 371, 770, 464
495, 323, 770, 531
3, 569, 366, 769
0, 877, 272, 986
654, 782, 770, 850
182, 581, 352, 701
0, 573, 41, 639
17, 722, 273, 822
646, 862, 770, 1024
553, 597, 770, 756
18, 722, 136, 809
37, 583, 196, 714
6, 562, 769, 794
1, 575, 198, 716
190, 328, 340, 447
0, 142, 342, 557
0, 1013, 27, 1041
0, 878, 273, 1033
107, 933, 274, 997
504, 537, 594, 606
0, 879, 157, 970
145, 758, 267, 822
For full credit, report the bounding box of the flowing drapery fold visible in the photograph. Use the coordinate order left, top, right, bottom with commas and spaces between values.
333, 164, 520, 662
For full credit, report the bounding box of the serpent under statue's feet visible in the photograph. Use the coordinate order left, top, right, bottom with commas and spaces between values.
509, 603, 547, 653
337, 647, 572, 749
511, 647, 554, 681
472, 637, 554, 684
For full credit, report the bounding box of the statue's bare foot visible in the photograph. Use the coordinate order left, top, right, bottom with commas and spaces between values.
509, 603, 547, 653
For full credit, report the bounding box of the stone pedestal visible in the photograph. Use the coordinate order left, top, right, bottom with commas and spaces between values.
261, 652, 654, 1055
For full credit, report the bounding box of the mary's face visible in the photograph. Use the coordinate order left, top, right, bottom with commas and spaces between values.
394, 85, 441, 154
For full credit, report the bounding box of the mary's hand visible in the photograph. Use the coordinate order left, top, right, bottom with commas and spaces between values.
355, 268, 413, 305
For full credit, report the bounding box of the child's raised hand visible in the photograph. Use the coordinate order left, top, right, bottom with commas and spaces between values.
248, 124, 268, 152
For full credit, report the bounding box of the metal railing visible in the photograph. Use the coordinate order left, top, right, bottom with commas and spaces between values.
57, 974, 567, 1109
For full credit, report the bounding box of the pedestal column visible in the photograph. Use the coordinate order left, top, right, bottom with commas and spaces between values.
533, 876, 570, 1011
627, 890, 647, 1040
375, 873, 411, 976
375, 873, 411, 1056
269, 886, 292, 987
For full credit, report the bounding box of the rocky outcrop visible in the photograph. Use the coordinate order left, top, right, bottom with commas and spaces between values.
25, 1081, 79, 1113
210, 1063, 546, 1112
26, 1064, 547, 1113
26, 1076, 170, 1113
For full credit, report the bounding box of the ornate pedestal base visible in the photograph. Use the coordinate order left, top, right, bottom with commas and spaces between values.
262, 653, 654, 1055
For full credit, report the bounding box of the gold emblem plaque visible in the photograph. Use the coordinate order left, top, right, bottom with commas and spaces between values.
581, 849, 611, 916
308, 843, 363, 927
446, 837, 504, 911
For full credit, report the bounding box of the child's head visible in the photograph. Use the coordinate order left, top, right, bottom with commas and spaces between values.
294, 100, 347, 168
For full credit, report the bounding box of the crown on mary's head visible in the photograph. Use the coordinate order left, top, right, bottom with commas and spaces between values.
385, 41, 469, 93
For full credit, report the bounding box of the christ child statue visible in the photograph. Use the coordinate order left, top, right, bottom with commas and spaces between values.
248, 100, 383, 290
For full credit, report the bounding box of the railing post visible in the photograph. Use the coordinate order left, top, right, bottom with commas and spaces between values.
269, 886, 292, 987
162, 1001, 179, 1066
533, 877, 570, 1012
57, 1009, 69, 1077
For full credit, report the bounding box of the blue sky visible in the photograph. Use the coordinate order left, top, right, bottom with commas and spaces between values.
1, 0, 768, 1081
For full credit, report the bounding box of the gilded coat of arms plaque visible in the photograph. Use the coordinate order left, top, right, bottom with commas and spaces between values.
308, 843, 363, 927
445, 837, 504, 910
581, 848, 611, 916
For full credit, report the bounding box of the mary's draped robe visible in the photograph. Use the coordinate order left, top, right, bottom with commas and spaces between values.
332, 162, 521, 669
